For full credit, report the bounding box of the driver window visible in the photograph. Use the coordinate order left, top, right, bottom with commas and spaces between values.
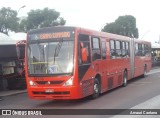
78, 34, 91, 65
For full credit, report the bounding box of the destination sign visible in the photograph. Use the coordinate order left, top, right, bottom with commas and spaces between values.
40, 32, 70, 39
29, 31, 72, 40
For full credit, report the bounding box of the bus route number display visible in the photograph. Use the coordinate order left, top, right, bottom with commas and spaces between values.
29, 32, 71, 40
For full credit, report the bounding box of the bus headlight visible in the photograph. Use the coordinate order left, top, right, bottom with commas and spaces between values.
29, 80, 36, 86
63, 77, 73, 86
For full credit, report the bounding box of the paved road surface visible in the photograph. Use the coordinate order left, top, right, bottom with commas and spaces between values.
0, 68, 160, 118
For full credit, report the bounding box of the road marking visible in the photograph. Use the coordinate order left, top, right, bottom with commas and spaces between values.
147, 70, 160, 75
130, 82, 152, 86
134, 82, 152, 84
131, 84, 145, 86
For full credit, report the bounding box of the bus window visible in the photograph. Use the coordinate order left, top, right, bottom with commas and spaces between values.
80, 42, 87, 62
144, 44, 150, 56
101, 41, 106, 59
92, 37, 101, 61
138, 44, 142, 56
122, 41, 126, 57
115, 40, 121, 58
135, 43, 138, 56
110, 40, 116, 58
78, 34, 91, 64
142, 44, 145, 56
126, 42, 130, 56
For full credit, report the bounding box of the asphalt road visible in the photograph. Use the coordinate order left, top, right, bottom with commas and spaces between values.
0, 68, 160, 118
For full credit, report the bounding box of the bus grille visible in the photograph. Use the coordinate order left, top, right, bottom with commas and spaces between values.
33, 91, 70, 95
35, 80, 64, 85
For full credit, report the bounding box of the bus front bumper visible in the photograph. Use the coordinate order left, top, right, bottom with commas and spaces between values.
27, 86, 82, 100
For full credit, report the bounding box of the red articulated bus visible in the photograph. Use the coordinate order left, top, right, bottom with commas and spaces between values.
25, 26, 151, 100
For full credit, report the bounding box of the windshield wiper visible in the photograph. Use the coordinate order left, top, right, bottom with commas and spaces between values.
53, 39, 63, 64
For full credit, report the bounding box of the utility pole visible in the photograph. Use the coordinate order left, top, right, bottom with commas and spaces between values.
140, 30, 151, 40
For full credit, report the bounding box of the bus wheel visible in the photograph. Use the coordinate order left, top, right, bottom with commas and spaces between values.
92, 78, 100, 99
122, 71, 127, 87
142, 66, 147, 78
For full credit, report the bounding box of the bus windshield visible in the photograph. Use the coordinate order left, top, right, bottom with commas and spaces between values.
28, 40, 74, 75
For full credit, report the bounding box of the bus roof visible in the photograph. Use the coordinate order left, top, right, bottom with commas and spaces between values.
28, 26, 76, 34
28, 26, 151, 43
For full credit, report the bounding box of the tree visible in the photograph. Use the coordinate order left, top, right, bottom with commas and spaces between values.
102, 15, 139, 38
0, 7, 19, 35
19, 7, 66, 32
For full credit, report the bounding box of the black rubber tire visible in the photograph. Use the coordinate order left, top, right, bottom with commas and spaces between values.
122, 71, 128, 87
92, 78, 100, 99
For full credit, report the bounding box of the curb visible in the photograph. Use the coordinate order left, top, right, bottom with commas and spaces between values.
0, 90, 27, 97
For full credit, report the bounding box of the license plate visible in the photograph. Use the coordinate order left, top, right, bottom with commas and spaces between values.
45, 89, 54, 93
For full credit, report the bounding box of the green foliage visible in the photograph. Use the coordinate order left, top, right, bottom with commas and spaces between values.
19, 7, 66, 32
102, 15, 139, 38
0, 7, 19, 35
18, 19, 28, 32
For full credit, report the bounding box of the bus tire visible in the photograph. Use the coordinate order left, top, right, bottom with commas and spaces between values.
92, 78, 100, 99
142, 65, 147, 78
122, 71, 127, 87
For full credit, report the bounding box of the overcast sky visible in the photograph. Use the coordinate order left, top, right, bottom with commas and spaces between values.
0, 0, 160, 43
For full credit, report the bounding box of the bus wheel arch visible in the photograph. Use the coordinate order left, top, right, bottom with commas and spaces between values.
122, 69, 128, 87
92, 74, 101, 99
